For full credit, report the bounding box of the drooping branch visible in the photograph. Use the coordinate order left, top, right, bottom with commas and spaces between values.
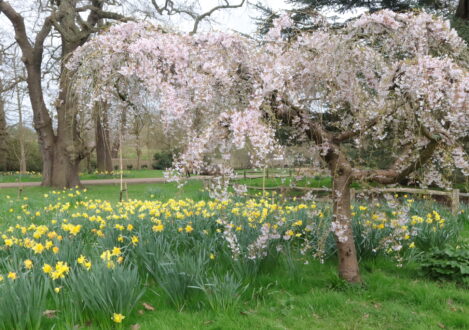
332, 116, 380, 143
352, 139, 440, 184
278, 98, 355, 174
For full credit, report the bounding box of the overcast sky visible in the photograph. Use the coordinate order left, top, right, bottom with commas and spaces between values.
206, 0, 291, 34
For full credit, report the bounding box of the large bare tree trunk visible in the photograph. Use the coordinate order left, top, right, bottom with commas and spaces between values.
95, 104, 113, 172
332, 171, 361, 283
456, 0, 469, 19
47, 41, 84, 188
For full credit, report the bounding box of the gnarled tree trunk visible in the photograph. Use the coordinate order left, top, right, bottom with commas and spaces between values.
45, 41, 84, 188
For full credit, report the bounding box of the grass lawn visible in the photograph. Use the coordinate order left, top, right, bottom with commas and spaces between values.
0, 182, 467, 329
0, 169, 166, 183
129, 258, 469, 330
0, 181, 207, 206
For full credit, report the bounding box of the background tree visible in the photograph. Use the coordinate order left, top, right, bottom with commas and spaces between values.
255, 0, 469, 42
0, 0, 131, 187
0, 51, 7, 172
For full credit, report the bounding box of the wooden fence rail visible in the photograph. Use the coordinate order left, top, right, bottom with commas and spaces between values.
240, 184, 467, 215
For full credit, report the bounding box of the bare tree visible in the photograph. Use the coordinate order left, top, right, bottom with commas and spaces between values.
0, 0, 129, 187
0, 44, 25, 172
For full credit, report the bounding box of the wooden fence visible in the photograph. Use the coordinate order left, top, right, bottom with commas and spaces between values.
239, 184, 468, 215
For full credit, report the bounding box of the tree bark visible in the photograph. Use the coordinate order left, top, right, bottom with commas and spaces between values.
16, 85, 27, 173
111, 107, 128, 159
95, 104, 113, 172
13, 62, 27, 173
0, 93, 7, 171
0, 52, 7, 172
47, 40, 84, 188
456, 0, 469, 19
332, 171, 361, 283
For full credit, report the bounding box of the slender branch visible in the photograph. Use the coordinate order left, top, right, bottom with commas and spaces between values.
0, 1, 33, 56
191, 0, 246, 34
352, 139, 439, 184
150, 0, 246, 34
0, 76, 25, 93
77, 5, 133, 23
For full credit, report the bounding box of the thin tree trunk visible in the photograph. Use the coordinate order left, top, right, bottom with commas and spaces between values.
0, 51, 7, 171
456, 0, 469, 19
25, 58, 56, 186
14, 63, 27, 173
136, 132, 141, 170
111, 109, 127, 159
95, 104, 113, 172
0, 93, 7, 172
17, 88, 27, 173
332, 171, 361, 283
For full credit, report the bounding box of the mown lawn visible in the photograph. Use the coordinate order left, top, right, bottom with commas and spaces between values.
0, 169, 166, 183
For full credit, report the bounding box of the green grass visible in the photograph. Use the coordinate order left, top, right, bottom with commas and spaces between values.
0, 170, 165, 183
0, 183, 468, 329
0, 181, 206, 209
80, 169, 165, 180
74, 258, 468, 330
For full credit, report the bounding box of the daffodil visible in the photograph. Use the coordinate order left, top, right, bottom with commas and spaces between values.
111, 313, 125, 323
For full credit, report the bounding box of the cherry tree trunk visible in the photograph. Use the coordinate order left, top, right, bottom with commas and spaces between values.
332, 172, 361, 283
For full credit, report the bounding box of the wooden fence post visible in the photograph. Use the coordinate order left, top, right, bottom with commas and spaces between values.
243, 170, 246, 179
451, 189, 460, 215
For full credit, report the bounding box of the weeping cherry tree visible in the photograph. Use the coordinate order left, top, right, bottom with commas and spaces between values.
68, 10, 468, 282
